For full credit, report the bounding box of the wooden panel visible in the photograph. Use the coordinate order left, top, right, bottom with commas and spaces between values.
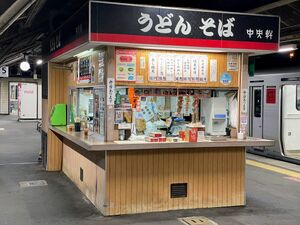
96, 165, 107, 214
106, 147, 245, 215
46, 51, 102, 170
47, 130, 63, 171
116, 49, 240, 88
62, 143, 106, 214
46, 63, 66, 171
42, 99, 49, 133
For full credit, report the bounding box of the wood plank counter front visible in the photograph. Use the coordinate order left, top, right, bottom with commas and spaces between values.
50, 126, 274, 216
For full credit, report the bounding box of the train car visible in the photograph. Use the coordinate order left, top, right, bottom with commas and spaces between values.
248, 69, 300, 164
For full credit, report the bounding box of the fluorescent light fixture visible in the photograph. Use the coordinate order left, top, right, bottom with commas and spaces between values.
36, 59, 43, 65
74, 48, 94, 58
110, 43, 225, 53
278, 44, 297, 53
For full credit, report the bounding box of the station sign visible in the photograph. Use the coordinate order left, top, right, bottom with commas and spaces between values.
46, 1, 280, 59
0, 66, 9, 77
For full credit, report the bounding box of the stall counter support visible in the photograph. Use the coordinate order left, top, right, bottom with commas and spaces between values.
62, 140, 245, 216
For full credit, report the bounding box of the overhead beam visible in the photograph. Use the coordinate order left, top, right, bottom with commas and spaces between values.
0, 0, 37, 35
247, 0, 299, 13
24, 0, 47, 27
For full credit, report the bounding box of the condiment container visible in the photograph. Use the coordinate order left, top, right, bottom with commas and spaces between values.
189, 128, 198, 142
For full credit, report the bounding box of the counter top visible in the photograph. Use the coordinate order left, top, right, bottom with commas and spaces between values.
50, 126, 275, 151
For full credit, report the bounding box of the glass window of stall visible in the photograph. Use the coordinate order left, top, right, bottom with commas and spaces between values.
114, 87, 238, 141
68, 87, 106, 137
78, 88, 94, 130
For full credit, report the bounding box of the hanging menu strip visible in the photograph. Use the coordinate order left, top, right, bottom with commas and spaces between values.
148, 52, 208, 83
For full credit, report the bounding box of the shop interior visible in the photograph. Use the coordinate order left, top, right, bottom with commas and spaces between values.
53, 48, 240, 144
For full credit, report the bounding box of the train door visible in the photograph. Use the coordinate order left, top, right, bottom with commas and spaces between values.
251, 86, 263, 138
281, 85, 300, 156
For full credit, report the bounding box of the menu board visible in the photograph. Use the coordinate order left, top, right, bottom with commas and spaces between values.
78, 56, 92, 83
115, 49, 137, 81
148, 52, 208, 83
210, 59, 217, 82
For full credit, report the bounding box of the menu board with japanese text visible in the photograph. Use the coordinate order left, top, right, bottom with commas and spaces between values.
148, 52, 208, 83
115, 49, 137, 82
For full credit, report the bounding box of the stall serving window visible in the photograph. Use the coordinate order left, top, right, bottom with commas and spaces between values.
114, 87, 238, 141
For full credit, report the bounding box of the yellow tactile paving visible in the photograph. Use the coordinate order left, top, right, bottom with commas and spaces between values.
246, 159, 300, 179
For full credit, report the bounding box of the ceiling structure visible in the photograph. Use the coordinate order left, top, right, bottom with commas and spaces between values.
0, 0, 300, 69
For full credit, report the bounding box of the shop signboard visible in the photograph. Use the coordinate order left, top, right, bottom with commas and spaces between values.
45, 3, 89, 59
90, 2, 280, 52
47, 1, 280, 59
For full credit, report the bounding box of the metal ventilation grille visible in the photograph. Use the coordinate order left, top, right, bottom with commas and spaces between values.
178, 216, 218, 225
80, 167, 84, 182
171, 183, 187, 198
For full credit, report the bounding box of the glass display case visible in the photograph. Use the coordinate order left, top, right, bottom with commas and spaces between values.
68, 86, 106, 136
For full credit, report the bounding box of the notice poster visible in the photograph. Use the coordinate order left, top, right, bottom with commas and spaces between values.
98, 51, 105, 83
227, 53, 239, 71
78, 56, 92, 83
115, 49, 136, 81
175, 55, 183, 81
210, 59, 217, 82
241, 89, 248, 113
182, 56, 191, 82
190, 56, 199, 82
107, 78, 115, 106
149, 53, 157, 81
157, 54, 166, 81
148, 52, 208, 83
198, 56, 208, 83
165, 55, 175, 82
149, 53, 175, 82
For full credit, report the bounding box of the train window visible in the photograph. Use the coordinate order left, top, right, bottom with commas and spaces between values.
254, 89, 261, 117
297, 85, 300, 111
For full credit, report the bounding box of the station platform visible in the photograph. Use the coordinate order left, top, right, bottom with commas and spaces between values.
0, 115, 299, 225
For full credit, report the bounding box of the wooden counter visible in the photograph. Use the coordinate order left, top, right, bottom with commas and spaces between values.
50, 126, 274, 151
49, 125, 274, 216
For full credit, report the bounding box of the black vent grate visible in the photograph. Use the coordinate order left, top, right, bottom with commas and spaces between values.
171, 183, 187, 198
80, 167, 84, 182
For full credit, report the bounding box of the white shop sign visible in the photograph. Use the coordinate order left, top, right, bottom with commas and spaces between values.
0, 66, 9, 77
241, 89, 248, 113
107, 78, 115, 106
